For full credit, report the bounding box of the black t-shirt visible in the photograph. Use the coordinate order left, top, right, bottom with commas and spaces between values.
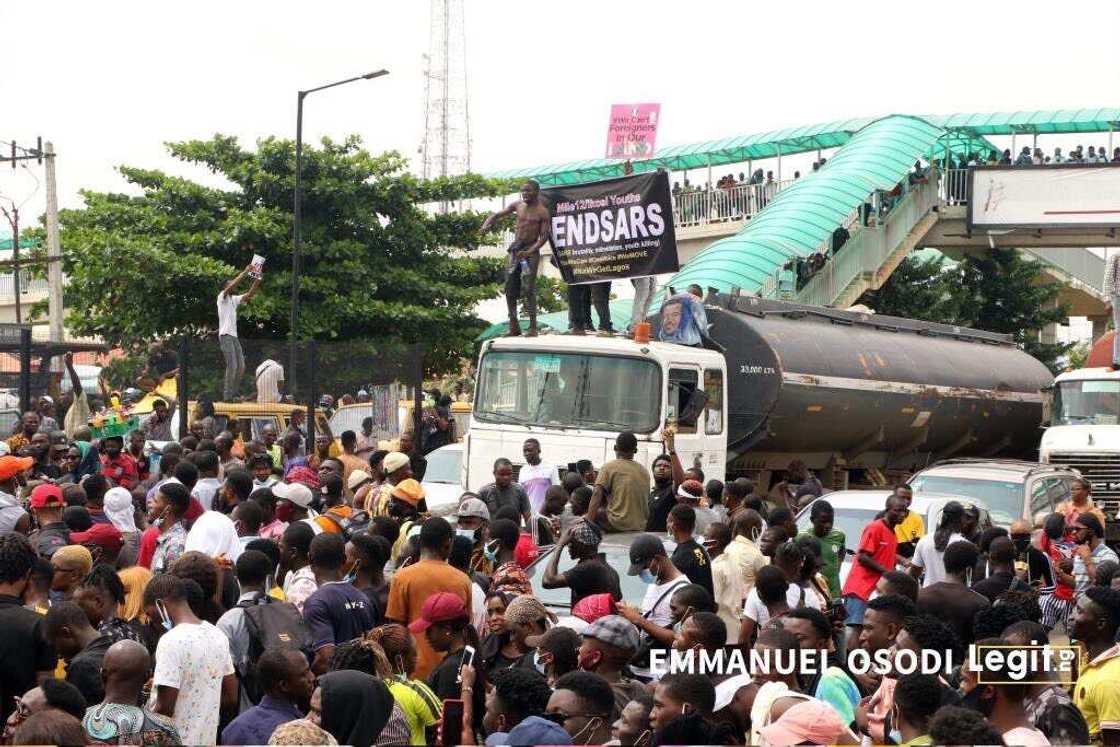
302, 581, 375, 649
1017, 546, 1053, 587
427, 648, 485, 730
564, 555, 622, 608
67, 634, 114, 705
971, 570, 1030, 604
357, 582, 389, 627
34, 522, 70, 558
646, 483, 676, 532
0, 595, 56, 722
917, 582, 990, 646
671, 539, 714, 597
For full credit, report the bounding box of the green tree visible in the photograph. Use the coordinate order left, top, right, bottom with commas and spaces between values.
535, 275, 569, 314
947, 249, 1071, 371
861, 249, 1071, 371
42, 135, 516, 376
858, 254, 955, 321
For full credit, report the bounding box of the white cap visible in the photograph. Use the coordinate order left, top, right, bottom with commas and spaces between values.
272, 481, 314, 509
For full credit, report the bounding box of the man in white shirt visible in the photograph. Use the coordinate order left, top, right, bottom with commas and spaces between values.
149, 574, 237, 745
255, 358, 285, 404
217, 262, 261, 401
519, 438, 560, 515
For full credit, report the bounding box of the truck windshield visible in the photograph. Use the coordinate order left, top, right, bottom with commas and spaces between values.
1054, 380, 1120, 426
475, 351, 660, 433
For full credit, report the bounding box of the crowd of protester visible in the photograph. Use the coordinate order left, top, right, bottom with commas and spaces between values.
1, 366, 1120, 747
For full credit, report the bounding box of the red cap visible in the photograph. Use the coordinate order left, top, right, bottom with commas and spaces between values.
514, 532, 539, 569
572, 592, 617, 624
29, 483, 64, 509
70, 523, 124, 553
408, 591, 468, 634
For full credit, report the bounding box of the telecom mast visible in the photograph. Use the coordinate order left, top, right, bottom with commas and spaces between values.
419, 0, 471, 189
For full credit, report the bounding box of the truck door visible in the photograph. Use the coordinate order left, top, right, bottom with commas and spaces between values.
668, 366, 706, 476
701, 367, 728, 482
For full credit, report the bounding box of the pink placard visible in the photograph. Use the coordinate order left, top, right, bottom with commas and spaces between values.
605, 103, 661, 159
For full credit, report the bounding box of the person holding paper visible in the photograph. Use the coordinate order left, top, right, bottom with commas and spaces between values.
217, 261, 262, 401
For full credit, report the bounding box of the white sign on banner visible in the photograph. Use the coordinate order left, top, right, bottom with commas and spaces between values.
969, 165, 1120, 229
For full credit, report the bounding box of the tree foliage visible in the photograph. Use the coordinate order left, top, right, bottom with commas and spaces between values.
48, 135, 517, 376
859, 249, 1072, 371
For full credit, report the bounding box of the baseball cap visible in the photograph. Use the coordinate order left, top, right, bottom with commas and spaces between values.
408, 591, 469, 634
71, 522, 124, 554
391, 479, 425, 506
484, 716, 572, 747
29, 483, 64, 509
456, 497, 490, 522
347, 470, 372, 491
584, 614, 640, 652
758, 698, 849, 746
381, 452, 410, 474
49, 431, 69, 450
627, 534, 666, 576
272, 481, 314, 509
0, 456, 34, 481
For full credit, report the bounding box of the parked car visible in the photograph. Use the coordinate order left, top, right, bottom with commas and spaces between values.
526, 531, 676, 616
422, 443, 464, 516
795, 491, 993, 586
908, 459, 1079, 528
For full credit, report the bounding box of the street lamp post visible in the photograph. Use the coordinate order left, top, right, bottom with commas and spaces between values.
291, 69, 389, 394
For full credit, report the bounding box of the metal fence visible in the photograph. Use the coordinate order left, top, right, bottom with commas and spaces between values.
173, 337, 426, 445
673, 180, 795, 227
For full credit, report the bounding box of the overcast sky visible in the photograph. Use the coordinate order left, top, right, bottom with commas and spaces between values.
4, 0, 1118, 218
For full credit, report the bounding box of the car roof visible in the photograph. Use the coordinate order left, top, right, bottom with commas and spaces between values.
800, 490, 989, 514
912, 459, 1076, 483
429, 443, 462, 454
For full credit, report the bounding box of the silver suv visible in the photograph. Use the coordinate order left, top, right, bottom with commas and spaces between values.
908, 459, 1081, 527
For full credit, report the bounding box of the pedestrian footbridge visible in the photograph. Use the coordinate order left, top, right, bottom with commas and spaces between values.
489, 109, 1120, 330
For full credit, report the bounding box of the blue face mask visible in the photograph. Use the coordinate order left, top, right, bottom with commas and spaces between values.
155, 600, 173, 632
533, 649, 547, 675
484, 541, 499, 564
639, 568, 656, 584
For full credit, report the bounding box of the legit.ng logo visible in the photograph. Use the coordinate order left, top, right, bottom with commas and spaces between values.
972, 644, 1079, 684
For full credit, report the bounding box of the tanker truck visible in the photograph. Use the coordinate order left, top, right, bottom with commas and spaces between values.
463, 294, 1054, 493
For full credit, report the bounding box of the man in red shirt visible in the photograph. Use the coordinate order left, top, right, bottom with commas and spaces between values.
99, 435, 139, 491
841, 495, 908, 653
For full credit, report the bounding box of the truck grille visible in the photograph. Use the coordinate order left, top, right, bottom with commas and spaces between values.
1049, 451, 1120, 514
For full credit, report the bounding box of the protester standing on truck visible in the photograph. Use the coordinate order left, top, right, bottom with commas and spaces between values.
217, 262, 262, 402
1103, 249, 1120, 368
480, 180, 551, 338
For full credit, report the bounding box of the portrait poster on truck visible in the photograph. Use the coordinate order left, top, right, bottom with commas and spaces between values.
543, 171, 679, 284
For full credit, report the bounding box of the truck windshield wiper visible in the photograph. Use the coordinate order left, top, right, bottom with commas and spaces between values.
476, 409, 531, 425
573, 418, 635, 431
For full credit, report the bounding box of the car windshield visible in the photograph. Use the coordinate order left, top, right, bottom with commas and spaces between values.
475, 350, 660, 432
909, 475, 1020, 525
1054, 380, 1120, 426
423, 448, 460, 484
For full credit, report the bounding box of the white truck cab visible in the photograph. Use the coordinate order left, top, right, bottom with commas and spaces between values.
1040, 366, 1120, 526
464, 334, 727, 492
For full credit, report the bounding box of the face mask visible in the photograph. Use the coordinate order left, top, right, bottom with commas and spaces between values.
155, 600, 173, 632
889, 728, 902, 744
455, 528, 475, 541
343, 561, 360, 585
533, 649, 548, 675
1012, 537, 1031, 554
750, 528, 762, 543
965, 568, 973, 587
577, 649, 602, 672
638, 569, 655, 584
484, 541, 500, 564
571, 716, 602, 745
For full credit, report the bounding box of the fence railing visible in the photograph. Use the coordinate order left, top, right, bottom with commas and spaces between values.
940, 169, 970, 205
672, 180, 795, 227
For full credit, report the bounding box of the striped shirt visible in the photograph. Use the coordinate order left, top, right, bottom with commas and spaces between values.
255, 359, 284, 404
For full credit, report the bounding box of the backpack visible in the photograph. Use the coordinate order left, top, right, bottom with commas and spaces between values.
236, 593, 314, 704
317, 509, 372, 540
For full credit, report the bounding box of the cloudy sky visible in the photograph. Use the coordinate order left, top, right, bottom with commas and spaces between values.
4, 0, 1117, 215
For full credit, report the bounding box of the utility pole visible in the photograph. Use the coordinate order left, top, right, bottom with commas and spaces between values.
44, 142, 63, 343
0, 206, 22, 325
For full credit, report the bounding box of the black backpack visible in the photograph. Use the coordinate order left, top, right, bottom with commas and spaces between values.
236, 593, 314, 704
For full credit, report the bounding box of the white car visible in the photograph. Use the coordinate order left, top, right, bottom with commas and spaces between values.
795, 490, 993, 585
422, 443, 463, 516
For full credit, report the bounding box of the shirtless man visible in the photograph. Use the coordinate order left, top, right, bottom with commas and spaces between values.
481, 180, 551, 336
